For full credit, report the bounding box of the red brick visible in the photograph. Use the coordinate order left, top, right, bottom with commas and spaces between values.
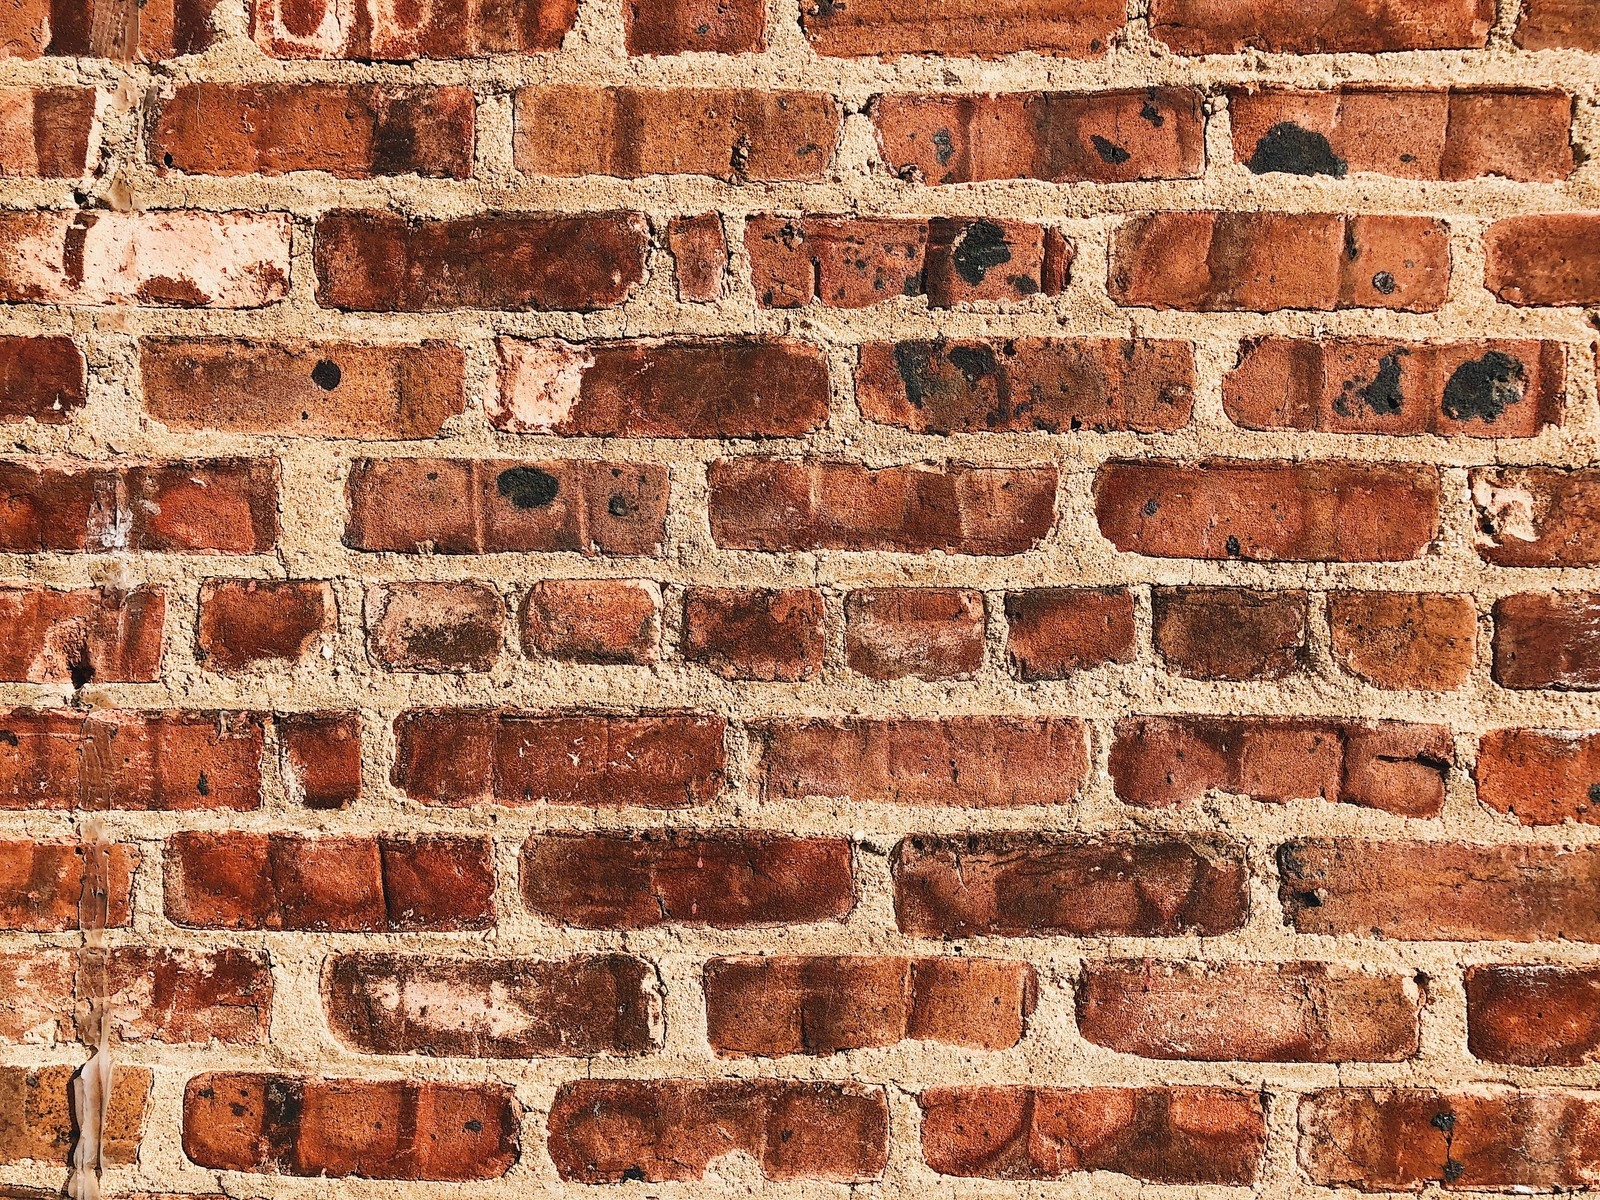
365, 581, 502, 672
894, 835, 1248, 938
759, 717, 1088, 806
278, 713, 361, 810
393, 710, 725, 808
1298, 1088, 1600, 1191
746, 215, 1070, 308
1004, 587, 1136, 679
0, 459, 278, 553
1150, 0, 1492, 53
920, 1086, 1266, 1183
705, 956, 1035, 1055
520, 579, 661, 664
0, 1064, 150, 1166
1466, 965, 1600, 1066
1517, 0, 1600, 49
873, 88, 1204, 184
845, 587, 984, 679
0, 211, 290, 306
324, 953, 660, 1057
548, 1079, 887, 1182
1096, 460, 1439, 562
625, 0, 764, 53
1330, 592, 1477, 690
1111, 213, 1450, 312
253, 0, 574, 57
521, 831, 853, 928
515, 87, 838, 179
197, 579, 333, 671
314, 211, 648, 311
856, 338, 1194, 434
164, 832, 494, 931
709, 459, 1057, 555
682, 586, 824, 681
1225, 337, 1566, 437
1475, 468, 1600, 566
0, 839, 137, 930
344, 458, 667, 555
0, 88, 93, 176
1077, 961, 1421, 1062
1476, 729, 1600, 826
0, 336, 84, 424
183, 1074, 517, 1180
1231, 88, 1573, 182
802, 0, 1124, 57
0, 708, 263, 811
151, 84, 474, 178
1110, 717, 1452, 817
1493, 592, 1600, 690
1153, 587, 1309, 681
1279, 839, 1600, 941
0, 585, 163, 683
667, 213, 728, 302
2, 0, 220, 59
492, 337, 829, 436
1485, 214, 1600, 306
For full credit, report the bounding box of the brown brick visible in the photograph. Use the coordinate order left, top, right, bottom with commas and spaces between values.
1077, 961, 1422, 1062
856, 338, 1195, 434
1224, 337, 1566, 437
0, 1065, 150, 1166
894, 835, 1248, 938
682, 586, 824, 681
1466, 965, 1600, 1066
324, 953, 660, 1057
1279, 839, 1600, 941
0, 335, 84, 423
872, 88, 1205, 184
366, 581, 502, 672
759, 717, 1088, 806
1150, 0, 1493, 53
0, 585, 163, 683
920, 1086, 1267, 1183
0, 88, 94, 177
1475, 468, 1600, 567
1493, 592, 1600, 690
802, 0, 1124, 57
1330, 592, 1477, 690
1485, 214, 1600, 307
520, 579, 661, 664
1004, 587, 1136, 679
844, 588, 984, 679
548, 1080, 888, 1182
278, 713, 360, 810
1475, 729, 1600, 826
1153, 587, 1309, 681
1110, 717, 1452, 817
521, 831, 853, 929
197, 579, 333, 671
625, 0, 765, 53
1111, 213, 1450, 312
253, 0, 574, 57
705, 956, 1036, 1055
1517, 0, 1600, 49
667, 213, 728, 302
0, 839, 138, 930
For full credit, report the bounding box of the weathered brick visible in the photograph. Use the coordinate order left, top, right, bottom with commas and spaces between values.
520, 579, 661, 664
6, 0, 221, 59
1004, 587, 1136, 679
705, 955, 1035, 1055
0, 839, 137, 930
1485, 215, 1600, 306
345, 458, 668, 555
365, 581, 502, 672
872, 88, 1205, 184
278, 713, 361, 810
183, 1074, 518, 1180
709, 459, 1057, 555
314, 211, 649, 311
1493, 592, 1600, 690
625, 0, 764, 53
0, 88, 94, 176
165, 832, 495, 931
0, 585, 163, 683
746, 215, 1070, 308
1077, 961, 1422, 1062
845, 587, 984, 679
1153, 587, 1309, 681
1517, 0, 1600, 49
1476, 729, 1600, 826
0, 1064, 150, 1165
667, 213, 728, 302
1111, 213, 1450, 312
324, 953, 660, 1057
1475, 468, 1600, 567
1466, 965, 1600, 1066
393, 710, 726, 808
920, 1086, 1267, 1183
1096, 460, 1440, 562
802, 0, 1124, 57
894, 836, 1248, 938
682, 586, 825, 681
1224, 337, 1566, 437
253, 0, 575, 57
197, 579, 333, 671
1330, 593, 1477, 690
549, 1080, 888, 1182
1150, 0, 1493, 53
521, 831, 853, 928
759, 717, 1088, 806
1279, 840, 1600, 941
492, 337, 829, 436
1110, 717, 1452, 817
856, 338, 1195, 434
0, 335, 84, 423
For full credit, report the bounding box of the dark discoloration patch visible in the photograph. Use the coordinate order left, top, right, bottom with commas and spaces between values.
931, 128, 955, 166
947, 345, 998, 383
1090, 135, 1131, 165
892, 342, 941, 409
1336, 351, 1407, 418
1246, 122, 1348, 178
497, 466, 560, 509
310, 360, 342, 390
950, 220, 1012, 286
1442, 351, 1526, 424
1371, 272, 1397, 295
1140, 99, 1165, 127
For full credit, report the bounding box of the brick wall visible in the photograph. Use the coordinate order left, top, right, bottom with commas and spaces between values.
1, 0, 1599, 1193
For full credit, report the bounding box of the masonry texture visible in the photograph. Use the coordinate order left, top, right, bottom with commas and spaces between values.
0, 0, 1599, 1195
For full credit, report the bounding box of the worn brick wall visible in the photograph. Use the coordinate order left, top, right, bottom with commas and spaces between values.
1, 0, 1599, 1193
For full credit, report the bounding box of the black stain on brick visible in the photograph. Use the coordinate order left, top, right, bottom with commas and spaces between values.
1140, 99, 1165, 127
892, 342, 939, 408
310, 359, 342, 390
931, 127, 955, 166
1349, 351, 1406, 417
1246, 122, 1348, 177
1372, 271, 1397, 295
1225, 535, 1242, 556
947, 344, 998, 383
497, 467, 560, 509
950, 220, 1011, 285
1091, 134, 1131, 164
1442, 351, 1526, 423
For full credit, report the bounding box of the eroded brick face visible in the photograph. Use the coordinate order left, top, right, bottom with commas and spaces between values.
8, 1, 1600, 1195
